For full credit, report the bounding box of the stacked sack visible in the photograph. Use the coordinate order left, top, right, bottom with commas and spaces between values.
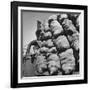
24, 13, 80, 76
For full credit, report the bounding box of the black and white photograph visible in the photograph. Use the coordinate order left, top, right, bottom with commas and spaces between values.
22, 11, 80, 77
11, 1, 87, 88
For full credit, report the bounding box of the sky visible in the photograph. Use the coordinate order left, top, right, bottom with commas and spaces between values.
22, 10, 60, 48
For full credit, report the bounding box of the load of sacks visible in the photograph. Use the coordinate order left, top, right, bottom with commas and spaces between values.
24, 13, 80, 76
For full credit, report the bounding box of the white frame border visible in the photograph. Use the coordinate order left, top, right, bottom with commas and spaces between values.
18, 6, 84, 83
